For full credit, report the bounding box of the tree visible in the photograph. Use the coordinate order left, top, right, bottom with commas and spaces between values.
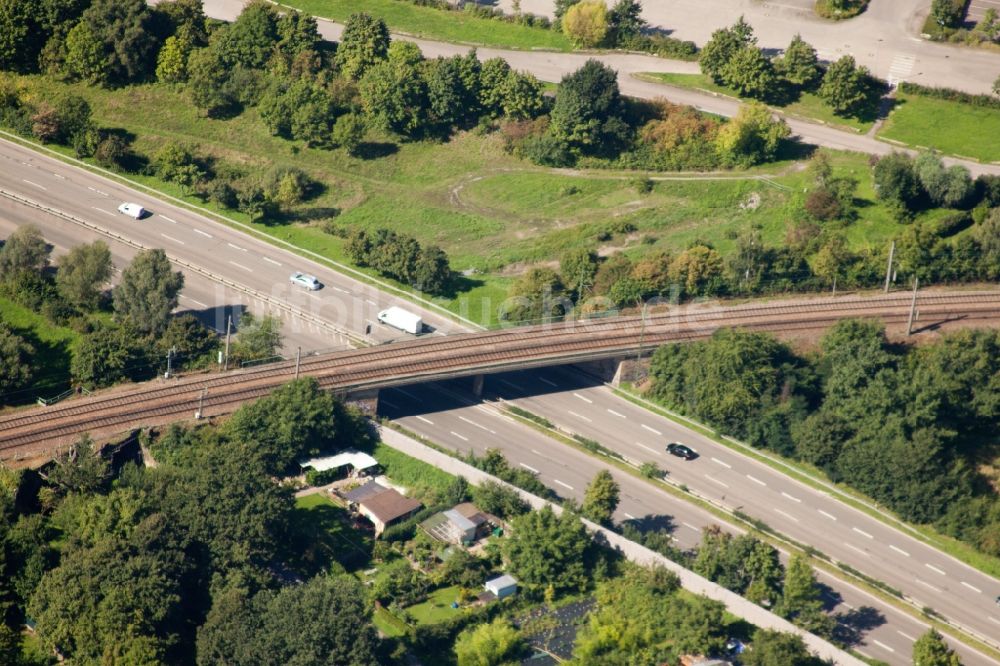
0, 0, 41, 72
454, 618, 523, 666
561, 247, 599, 298
224, 377, 341, 474
331, 112, 366, 155
742, 629, 824, 666
872, 152, 920, 209
62, 21, 106, 84
156, 33, 194, 83
215, 0, 279, 70
70, 321, 153, 388
550, 59, 628, 153
912, 628, 961, 666
229, 311, 282, 365
472, 481, 530, 519
607, 0, 647, 46
0, 322, 33, 399
503, 505, 590, 593
776, 34, 820, 88
582, 470, 620, 525
154, 142, 205, 193
667, 244, 724, 297
721, 46, 777, 99
715, 101, 789, 166
562, 1, 609, 48
93, 134, 132, 170
699, 16, 756, 83
931, 0, 963, 27
915, 151, 973, 208
501, 70, 545, 119
158, 314, 218, 366
56, 240, 112, 310
479, 57, 513, 117
501, 267, 567, 323
187, 46, 236, 116
45, 434, 110, 494
75, 0, 162, 86
779, 554, 833, 636
412, 246, 451, 294
113, 249, 184, 336
818, 56, 874, 117
336, 12, 390, 80
0, 224, 50, 280
359, 47, 428, 135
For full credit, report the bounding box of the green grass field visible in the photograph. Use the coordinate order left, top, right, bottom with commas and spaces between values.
373, 442, 457, 497
290, 493, 374, 573
639, 72, 874, 133
0, 296, 79, 403
877, 91, 1000, 162
402, 584, 464, 624
282, 0, 572, 51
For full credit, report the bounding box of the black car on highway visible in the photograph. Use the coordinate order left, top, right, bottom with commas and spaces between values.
666, 442, 698, 460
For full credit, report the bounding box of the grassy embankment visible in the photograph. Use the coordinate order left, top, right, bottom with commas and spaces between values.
638, 72, 874, 133
6, 75, 944, 327
281, 0, 572, 51
0, 296, 79, 403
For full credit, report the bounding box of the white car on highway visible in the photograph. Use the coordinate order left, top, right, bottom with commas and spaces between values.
117, 202, 145, 219
289, 272, 321, 290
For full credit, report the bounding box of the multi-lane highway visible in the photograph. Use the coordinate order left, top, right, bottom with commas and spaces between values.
2, 126, 999, 663
380, 378, 997, 665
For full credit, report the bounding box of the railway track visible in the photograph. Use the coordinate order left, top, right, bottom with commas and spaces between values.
3, 291, 999, 465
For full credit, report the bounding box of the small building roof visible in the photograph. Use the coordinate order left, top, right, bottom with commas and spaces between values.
443, 509, 477, 534
300, 449, 378, 473
344, 480, 391, 503
485, 574, 517, 590
346, 480, 422, 524
452, 502, 489, 526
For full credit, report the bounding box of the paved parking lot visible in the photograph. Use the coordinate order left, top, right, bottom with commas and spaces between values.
966, 0, 1000, 24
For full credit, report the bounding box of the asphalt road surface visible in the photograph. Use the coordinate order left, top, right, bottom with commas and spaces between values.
195, 0, 1000, 178
379, 379, 997, 666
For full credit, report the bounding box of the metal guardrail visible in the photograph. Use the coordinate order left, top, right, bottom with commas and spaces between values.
240, 354, 286, 368
0, 189, 368, 349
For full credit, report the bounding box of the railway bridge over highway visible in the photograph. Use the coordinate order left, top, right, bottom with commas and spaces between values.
2, 290, 999, 466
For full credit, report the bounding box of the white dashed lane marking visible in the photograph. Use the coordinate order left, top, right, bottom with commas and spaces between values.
774, 508, 799, 523
193, 228, 213, 238
818, 509, 838, 521
889, 545, 909, 557
573, 392, 592, 403
925, 563, 946, 576
747, 475, 766, 486
415, 415, 433, 425
554, 479, 574, 490
22, 179, 45, 190
520, 462, 539, 474
852, 527, 874, 539
641, 424, 661, 435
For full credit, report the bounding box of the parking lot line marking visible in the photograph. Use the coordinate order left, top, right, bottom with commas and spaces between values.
568, 410, 592, 423
711, 457, 731, 469
704, 474, 729, 488
22, 179, 45, 190
641, 424, 661, 435
262, 257, 281, 266
774, 508, 799, 523
925, 563, 946, 576
818, 509, 838, 521
539, 377, 557, 387
852, 527, 874, 539
781, 491, 802, 503
520, 462, 539, 474
573, 392, 592, 403
415, 415, 433, 425
554, 479, 574, 490
192, 228, 212, 238
916, 578, 941, 593
607, 409, 626, 418
889, 545, 910, 557
845, 543, 870, 557
450, 431, 469, 442
746, 474, 766, 486
160, 233, 184, 245
961, 581, 982, 593
872, 640, 894, 653
228, 260, 252, 272
637, 442, 659, 455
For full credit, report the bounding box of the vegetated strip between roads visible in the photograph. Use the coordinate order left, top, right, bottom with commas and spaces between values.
2, 291, 999, 463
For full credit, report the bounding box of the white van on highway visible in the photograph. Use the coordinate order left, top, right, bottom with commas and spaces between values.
117, 202, 145, 219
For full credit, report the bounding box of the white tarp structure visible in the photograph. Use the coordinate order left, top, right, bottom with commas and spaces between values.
300, 449, 378, 473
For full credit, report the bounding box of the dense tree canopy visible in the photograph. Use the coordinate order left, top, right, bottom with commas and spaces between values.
56, 239, 112, 310
113, 249, 185, 337
550, 59, 628, 154
503, 505, 590, 593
